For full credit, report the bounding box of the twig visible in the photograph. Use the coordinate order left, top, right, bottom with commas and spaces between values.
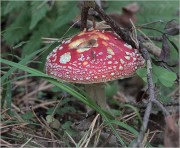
143, 35, 163, 42
147, 130, 158, 146
100, 131, 113, 147
140, 26, 164, 34
13, 129, 63, 143
133, 41, 171, 147
84, 114, 100, 148
19, 137, 33, 148
139, 38, 172, 115
11, 103, 25, 114
81, 1, 137, 48
117, 112, 136, 121
152, 99, 170, 116
119, 101, 179, 109
0, 139, 12, 148
1, 108, 10, 114
149, 120, 165, 130
65, 131, 77, 147
32, 100, 57, 110
51, 97, 63, 117
31, 107, 44, 127
81, 2, 90, 30
78, 114, 100, 148
123, 113, 137, 123
168, 87, 179, 97
132, 46, 155, 147
138, 20, 164, 27
30, 140, 46, 148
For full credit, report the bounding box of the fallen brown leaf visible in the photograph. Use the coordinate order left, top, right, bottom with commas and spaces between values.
164, 114, 179, 147
122, 2, 140, 14
164, 19, 180, 36
109, 2, 139, 28
159, 34, 170, 62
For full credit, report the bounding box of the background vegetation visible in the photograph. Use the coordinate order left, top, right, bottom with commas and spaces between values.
1, 1, 179, 147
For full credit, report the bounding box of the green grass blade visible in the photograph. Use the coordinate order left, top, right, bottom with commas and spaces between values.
107, 120, 139, 136
6, 82, 12, 114
1, 46, 46, 83
1, 80, 8, 108
2, 74, 36, 86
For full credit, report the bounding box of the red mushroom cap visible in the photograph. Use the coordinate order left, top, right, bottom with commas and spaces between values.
46, 29, 145, 84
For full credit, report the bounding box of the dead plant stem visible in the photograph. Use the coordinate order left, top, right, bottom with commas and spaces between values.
133, 45, 170, 147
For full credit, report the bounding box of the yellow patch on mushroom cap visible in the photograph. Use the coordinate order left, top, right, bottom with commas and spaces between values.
77, 47, 91, 53
69, 38, 86, 49
83, 61, 88, 66
102, 41, 108, 46
77, 30, 109, 40
94, 32, 109, 40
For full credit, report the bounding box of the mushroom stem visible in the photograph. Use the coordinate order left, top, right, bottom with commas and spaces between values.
85, 83, 108, 109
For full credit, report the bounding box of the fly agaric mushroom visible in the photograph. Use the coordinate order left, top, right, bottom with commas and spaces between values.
46, 29, 145, 109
